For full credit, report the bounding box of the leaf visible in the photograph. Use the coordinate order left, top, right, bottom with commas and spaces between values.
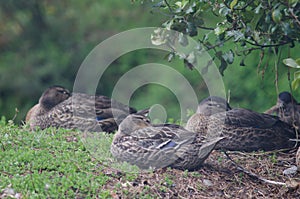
294, 71, 300, 80
289, 0, 299, 6
222, 50, 234, 64
226, 30, 244, 41
201, 59, 214, 75
215, 25, 226, 35
254, 3, 263, 14
272, 9, 282, 23
152, 1, 166, 8
178, 33, 188, 46
292, 78, 300, 90
186, 22, 197, 36
175, 2, 182, 7
240, 58, 246, 66
165, 52, 174, 62
219, 57, 228, 76
230, 0, 238, 10
186, 3, 196, 14
186, 51, 197, 65
292, 71, 300, 90
151, 28, 167, 45
175, 0, 188, 9
219, 5, 231, 16
183, 51, 197, 70
283, 58, 300, 68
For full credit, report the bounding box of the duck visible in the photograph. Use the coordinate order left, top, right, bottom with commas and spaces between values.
185, 96, 297, 152
110, 114, 224, 170
265, 91, 300, 129
26, 85, 71, 122
26, 85, 137, 133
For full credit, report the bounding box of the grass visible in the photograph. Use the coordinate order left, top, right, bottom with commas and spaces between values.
0, 117, 113, 198
1, 116, 300, 198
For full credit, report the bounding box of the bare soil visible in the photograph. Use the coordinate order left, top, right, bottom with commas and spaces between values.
103, 149, 300, 198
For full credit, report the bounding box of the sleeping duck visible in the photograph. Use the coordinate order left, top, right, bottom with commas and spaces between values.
110, 114, 224, 170
186, 96, 297, 152
26, 85, 137, 133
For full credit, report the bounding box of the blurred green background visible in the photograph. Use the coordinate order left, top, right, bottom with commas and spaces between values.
0, 0, 298, 124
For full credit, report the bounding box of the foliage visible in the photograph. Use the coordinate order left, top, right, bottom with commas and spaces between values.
283, 57, 300, 89
139, 0, 300, 79
0, 0, 164, 122
1, 0, 299, 125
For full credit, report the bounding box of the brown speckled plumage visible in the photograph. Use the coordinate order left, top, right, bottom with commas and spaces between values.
26, 86, 137, 133
186, 96, 297, 152
265, 91, 300, 130
26, 85, 71, 122
296, 147, 300, 169
111, 114, 224, 170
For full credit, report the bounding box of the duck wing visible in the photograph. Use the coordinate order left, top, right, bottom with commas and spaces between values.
71, 93, 136, 119
111, 126, 195, 170
223, 108, 281, 128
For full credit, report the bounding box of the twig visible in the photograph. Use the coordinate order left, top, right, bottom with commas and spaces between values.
224, 152, 287, 186
164, 0, 173, 14
289, 8, 300, 28
245, 40, 291, 48
197, 26, 215, 30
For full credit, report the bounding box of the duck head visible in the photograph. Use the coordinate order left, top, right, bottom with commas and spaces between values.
39, 85, 71, 111
197, 96, 231, 116
118, 114, 151, 134
278, 91, 298, 109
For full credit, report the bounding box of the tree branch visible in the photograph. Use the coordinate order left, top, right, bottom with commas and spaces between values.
245, 40, 291, 48
289, 8, 300, 28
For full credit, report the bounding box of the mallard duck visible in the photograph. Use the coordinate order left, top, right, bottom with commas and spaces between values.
265, 91, 300, 129
110, 114, 224, 170
186, 96, 297, 152
26, 85, 137, 133
26, 85, 71, 122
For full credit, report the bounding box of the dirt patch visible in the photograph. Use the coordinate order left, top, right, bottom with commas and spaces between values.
103, 149, 300, 198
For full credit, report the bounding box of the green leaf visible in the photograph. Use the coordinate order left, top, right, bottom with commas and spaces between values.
289, 0, 299, 5
186, 22, 197, 36
254, 3, 263, 14
240, 58, 246, 66
215, 24, 227, 35
222, 50, 234, 64
175, 0, 188, 9
218, 6, 231, 16
294, 71, 300, 80
283, 58, 300, 68
230, 0, 238, 10
151, 28, 175, 46
292, 78, 300, 90
186, 51, 197, 66
292, 71, 300, 90
178, 33, 188, 46
272, 9, 282, 23
226, 30, 244, 41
